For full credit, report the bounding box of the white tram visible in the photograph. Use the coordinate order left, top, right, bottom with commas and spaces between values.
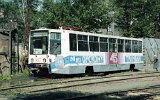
28, 28, 144, 74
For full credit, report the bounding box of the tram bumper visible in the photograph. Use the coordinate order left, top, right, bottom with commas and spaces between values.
28, 63, 49, 72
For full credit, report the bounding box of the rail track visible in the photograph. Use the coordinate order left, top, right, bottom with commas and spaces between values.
1, 71, 160, 91
1, 71, 160, 95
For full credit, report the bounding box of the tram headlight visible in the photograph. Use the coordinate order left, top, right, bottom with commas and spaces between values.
49, 59, 52, 62
31, 58, 34, 63
43, 58, 46, 63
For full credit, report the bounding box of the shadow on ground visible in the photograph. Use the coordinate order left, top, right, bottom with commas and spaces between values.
11, 89, 147, 100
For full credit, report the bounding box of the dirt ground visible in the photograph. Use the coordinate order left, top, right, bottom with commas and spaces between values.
0, 65, 160, 100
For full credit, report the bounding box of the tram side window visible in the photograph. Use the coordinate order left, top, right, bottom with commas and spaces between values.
138, 41, 142, 53
78, 35, 88, 51
50, 32, 61, 54
109, 38, 117, 52
132, 40, 138, 53
69, 34, 77, 51
118, 39, 124, 52
100, 37, 108, 52
89, 36, 99, 52
125, 40, 131, 52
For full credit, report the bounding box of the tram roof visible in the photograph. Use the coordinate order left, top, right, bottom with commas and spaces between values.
32, 28, 143, 41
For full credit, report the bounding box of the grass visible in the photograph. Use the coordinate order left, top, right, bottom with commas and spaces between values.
0, 74, 11, 80
14, 69, 29, 77
0, 69, 29, 80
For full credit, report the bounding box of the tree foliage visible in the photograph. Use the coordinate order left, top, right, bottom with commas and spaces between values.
112, 0, 160, 37
38, 0, 110, 31
1, 0, 160, 39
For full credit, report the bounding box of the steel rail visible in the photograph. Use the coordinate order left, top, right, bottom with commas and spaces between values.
29, 73, 160, 93
1, 72, 160, 92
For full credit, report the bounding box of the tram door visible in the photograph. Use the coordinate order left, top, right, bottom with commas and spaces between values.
50, 32, 61, 55
109, 38, 118, 64
50, 32, 63, 68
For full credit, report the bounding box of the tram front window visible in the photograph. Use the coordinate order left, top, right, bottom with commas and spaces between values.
30, 31, 48, 54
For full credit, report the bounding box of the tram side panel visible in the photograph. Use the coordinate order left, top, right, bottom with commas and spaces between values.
49, 52, 144, 74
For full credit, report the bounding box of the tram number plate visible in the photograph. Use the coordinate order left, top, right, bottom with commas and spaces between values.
35, 58, 41, 62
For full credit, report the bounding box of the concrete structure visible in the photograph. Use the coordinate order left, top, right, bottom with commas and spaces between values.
0, 30, 10, 77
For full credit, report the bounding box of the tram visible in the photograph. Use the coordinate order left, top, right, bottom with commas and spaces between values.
28, 28, 144, 74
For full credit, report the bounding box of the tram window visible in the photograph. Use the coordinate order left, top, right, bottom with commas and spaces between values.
100, 37, 108, 52
30, 31, 48, 54
50, 32, 61, 54
34, 38, 42, 48
118, 39, 124, 52
138, 41, 142, 53
78, 35, 88, 51
56, 33, 61, 40
132, 40, 138, 53
69, 34, 77, 51
30, 36, 48, 54
109, 38, 117, 52
89, 36, 99, 52
125, 40, 131, 52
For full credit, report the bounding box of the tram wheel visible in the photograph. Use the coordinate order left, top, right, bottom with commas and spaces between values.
85, 66, 94, 76
129, 64, 135, 72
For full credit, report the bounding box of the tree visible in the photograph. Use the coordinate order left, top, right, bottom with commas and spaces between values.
16, 0, 41, 46
40, 0, 111, 31
112, 0, 160, 38
71, 0, 110, 31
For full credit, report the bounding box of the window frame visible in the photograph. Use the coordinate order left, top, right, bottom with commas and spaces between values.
125, 40, 131, 52
78, 35, 89, 51
69, 33, 77, 51
30, 30, 49, 55
89, 36, 99, 52
100, 37, 108, 52
118, 39, 124, 52
50, 32, 61, 54
109, 38, 117, 52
